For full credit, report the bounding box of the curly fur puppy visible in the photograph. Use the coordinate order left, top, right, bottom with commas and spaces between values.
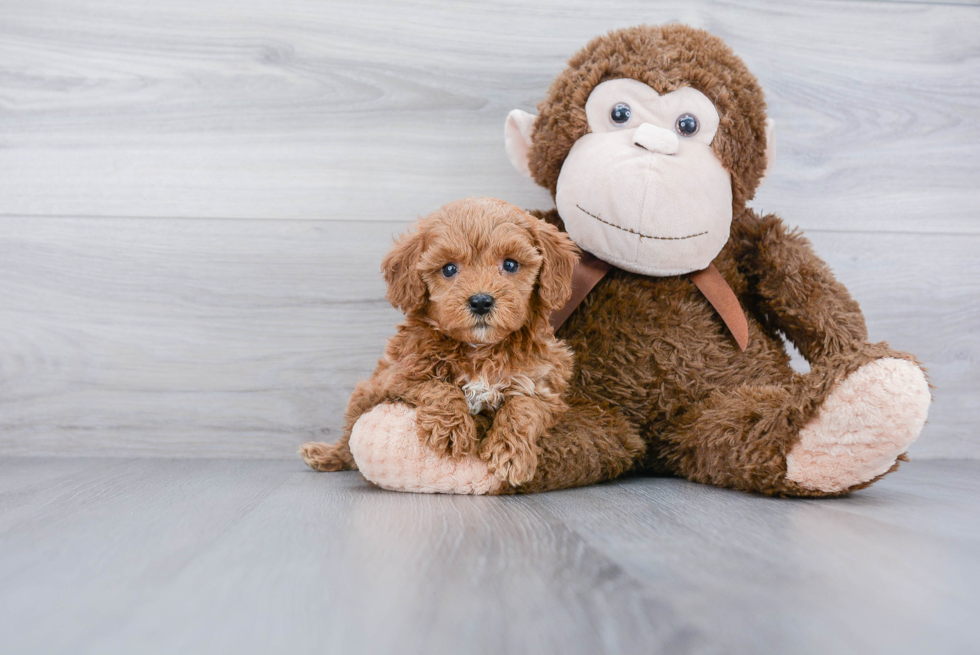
300, 197, 579, 485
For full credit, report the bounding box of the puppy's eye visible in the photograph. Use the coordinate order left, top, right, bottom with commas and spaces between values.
502, 259, 519, 273
676, 114, 699, 136
441, 263, 458, 278
610, 103, 631, 125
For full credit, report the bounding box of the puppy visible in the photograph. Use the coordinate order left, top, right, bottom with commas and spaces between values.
300, 197, 579, 486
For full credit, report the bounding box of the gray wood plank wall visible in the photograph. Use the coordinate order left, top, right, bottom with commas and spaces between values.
1, 0, 977, 459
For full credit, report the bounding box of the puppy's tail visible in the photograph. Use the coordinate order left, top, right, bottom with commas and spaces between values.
299, 439, 357, 472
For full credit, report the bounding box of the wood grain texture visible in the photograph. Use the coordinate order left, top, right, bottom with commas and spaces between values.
0, 458, 978, 654
0, 0, 977, 460
0, 216, 976, 459
0, 0, 977, 233
0, 217, 399, 458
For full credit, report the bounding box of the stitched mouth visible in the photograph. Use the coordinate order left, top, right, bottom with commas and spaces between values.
576, 205, 707, 241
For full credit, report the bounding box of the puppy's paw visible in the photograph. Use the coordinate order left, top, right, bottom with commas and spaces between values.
416, 407, 478, 459
480, 430, 538, 487
448, 418, 480, 459
299, 441, 356, 472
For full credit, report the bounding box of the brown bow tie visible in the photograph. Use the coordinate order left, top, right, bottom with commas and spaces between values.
549, 254, 749, 352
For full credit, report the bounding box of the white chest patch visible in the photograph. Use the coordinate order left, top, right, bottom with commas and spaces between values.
461, 378, 508, 415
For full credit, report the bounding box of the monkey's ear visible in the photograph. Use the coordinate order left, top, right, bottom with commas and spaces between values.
760, 118, 776, 183
504, 109, 536, 179
531, 217, 580, 311
381, 228, 427, 315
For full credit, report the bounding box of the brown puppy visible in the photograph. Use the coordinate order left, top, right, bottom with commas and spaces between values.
300, 197, 579, 486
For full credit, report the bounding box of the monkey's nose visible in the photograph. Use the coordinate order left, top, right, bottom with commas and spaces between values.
634, 123, 679, 155
468, 294, 495, 316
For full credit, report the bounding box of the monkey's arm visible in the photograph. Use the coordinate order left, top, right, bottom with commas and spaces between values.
731, 210, 868, 363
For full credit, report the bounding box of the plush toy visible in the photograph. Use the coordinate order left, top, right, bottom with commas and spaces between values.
307, 24, 931, 497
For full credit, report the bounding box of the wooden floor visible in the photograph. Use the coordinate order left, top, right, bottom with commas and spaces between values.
1, 458, 977, 655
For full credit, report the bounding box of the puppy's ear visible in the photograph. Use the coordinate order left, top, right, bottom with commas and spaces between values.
381, 227, 427, 314
528, 215, 579, 310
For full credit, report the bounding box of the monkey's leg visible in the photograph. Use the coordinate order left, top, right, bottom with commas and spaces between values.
658, 344, 930, 497
346, 398, 644, 495
517, 398, 646, 494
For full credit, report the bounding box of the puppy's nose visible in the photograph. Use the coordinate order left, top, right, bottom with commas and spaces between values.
468, 293, 495, 316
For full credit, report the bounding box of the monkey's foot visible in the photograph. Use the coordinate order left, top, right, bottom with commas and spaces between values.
349, 403, 503, 495
786, 358, 930, 494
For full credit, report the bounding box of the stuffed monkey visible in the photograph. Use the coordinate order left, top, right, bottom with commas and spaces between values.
309, 24, 931, 497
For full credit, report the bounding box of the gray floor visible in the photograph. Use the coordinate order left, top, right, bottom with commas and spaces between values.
1, 458, 978, 655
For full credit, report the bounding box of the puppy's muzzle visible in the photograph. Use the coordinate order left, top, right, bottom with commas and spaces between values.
468, 293, 495, 316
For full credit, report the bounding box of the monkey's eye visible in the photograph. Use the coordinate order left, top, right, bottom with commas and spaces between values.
676, 114, 699, 136
610, 103, 632, 125
441, 263, 458, 278
502, 259, 520, 273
